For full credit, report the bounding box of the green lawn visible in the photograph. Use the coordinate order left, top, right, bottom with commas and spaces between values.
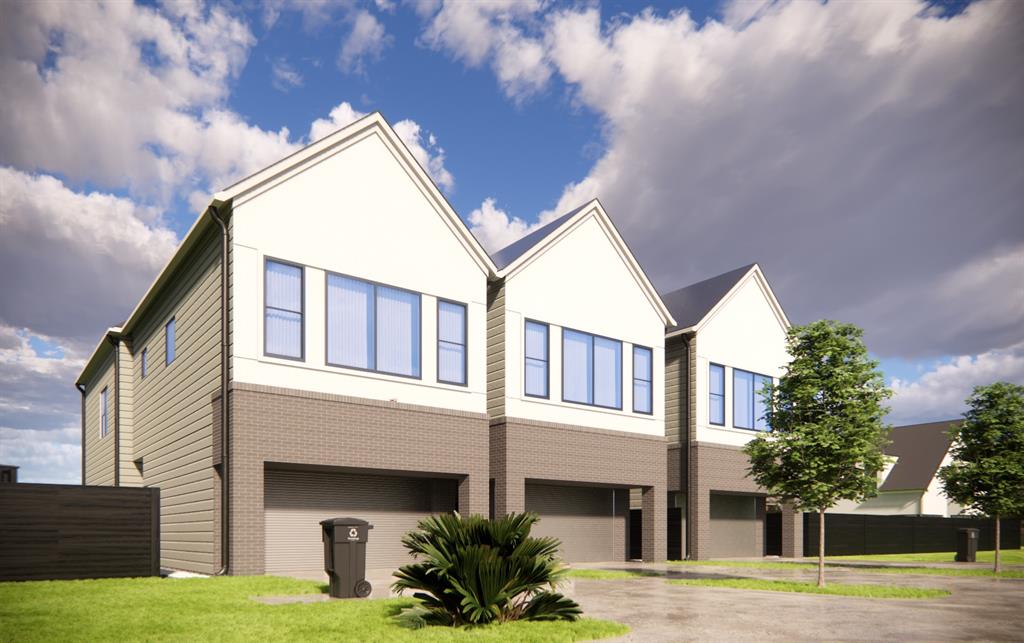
566, 569, 660, 580
668, 558, 1024, 578
667, 578, 949, 599
832, 548, 1024, 565
0, 576, 627, 643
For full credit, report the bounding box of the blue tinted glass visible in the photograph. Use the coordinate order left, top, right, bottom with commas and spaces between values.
754, 374, 772, 431
593, 336, 621, 408
165, 318, 176, 364
734, 370, 754, 429
563, 330, 593, 404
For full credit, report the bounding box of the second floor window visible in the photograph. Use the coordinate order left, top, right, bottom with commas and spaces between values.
633, 346, 653, 414
100, 387, 109, 438
734, 368, 772, 430
141, 348, 148, 378
437, 300, 467, 385
327, 274, 421, 378
563, 329, 621, 409
709, 363, 725, 425
524, 320, 549, 398
264, 259, 304, 360
165, 317, 176, 365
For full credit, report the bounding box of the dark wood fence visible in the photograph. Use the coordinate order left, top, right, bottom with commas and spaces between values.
0, 483, 160, 581
803, 513, 1021, 557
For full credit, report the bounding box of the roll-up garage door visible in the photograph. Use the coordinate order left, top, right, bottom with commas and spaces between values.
264, 469, 458, 576
709, 493, 757, 558
525, 483, 623, 563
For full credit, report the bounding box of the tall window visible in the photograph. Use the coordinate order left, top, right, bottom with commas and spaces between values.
327, 274, 421, 378
709, 363, 725, 425
633, 346, 653, 414
563, 329, 622, 409
734, 368, 772, 430
264, 259, 304, 360
165, 318, 176, 365
100, 387, 109, 438
141, 348, 148, 378
524, 321, 549, 398
437, 300, 467, 385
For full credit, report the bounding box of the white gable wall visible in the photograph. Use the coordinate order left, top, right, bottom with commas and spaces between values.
694, 274, 789, 447
502, 215, 666, 436
231, 130, 487, 412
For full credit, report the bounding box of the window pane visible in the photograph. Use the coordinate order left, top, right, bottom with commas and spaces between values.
141, 349, 147, 378
634, 380, 652, 414
376, 286, 420, 377
633, 346, 652, 383
594, 337, 621, 408
709, 394, 724, 425
754, 374, 772, 431
709, 364, 724, 395
525, 322, 547, 360
265, 261, 302, 312
100, 388, 108, 437
438, 342, 465, 384
438, 301, 465, 345
525, 358, 548, 397
265, 309, 302, 358
563, 330, 593, 404
165, 318, 176, 364
734, 370, 753, 429
327, 275, 375, 369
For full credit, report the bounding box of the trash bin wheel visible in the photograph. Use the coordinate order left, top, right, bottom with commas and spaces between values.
354, 579, 372, 598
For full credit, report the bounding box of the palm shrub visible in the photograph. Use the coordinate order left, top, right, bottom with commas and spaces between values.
391, 512, 581, 625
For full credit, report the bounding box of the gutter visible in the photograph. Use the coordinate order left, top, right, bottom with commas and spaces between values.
77, 383, 86, 485
681, 332, 692, 560
208, 202, 231, 575
105, 335, 120, 487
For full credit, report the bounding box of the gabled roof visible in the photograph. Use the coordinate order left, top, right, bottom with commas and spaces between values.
879, 420, 958, 492
662, 263, 789, 336
491, 200, 676, 327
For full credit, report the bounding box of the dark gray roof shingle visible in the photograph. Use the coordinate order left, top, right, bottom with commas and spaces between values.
660, 264, 755, 332
490, 205, 587, 271
879, 420, 957, 491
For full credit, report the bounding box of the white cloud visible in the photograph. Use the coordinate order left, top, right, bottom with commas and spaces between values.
467, 197, 566, 253
0, 426, 81, 484
271, 57, 304, 91
888, 343, 1024, 425
338, 10, 392, 73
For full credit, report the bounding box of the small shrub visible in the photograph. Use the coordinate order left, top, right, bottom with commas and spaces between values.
392, 512, 581, 626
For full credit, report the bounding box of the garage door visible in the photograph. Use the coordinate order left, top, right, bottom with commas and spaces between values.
709, 493, 757, 558
264, 469, 458, 575
525, 483, 625, 563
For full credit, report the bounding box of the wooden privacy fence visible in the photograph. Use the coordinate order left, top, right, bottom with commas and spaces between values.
803, 513, 1021, 557
0, 483, 160, 581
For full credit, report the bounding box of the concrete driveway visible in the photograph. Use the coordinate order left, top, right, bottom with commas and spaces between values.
565, 561, 1024, 642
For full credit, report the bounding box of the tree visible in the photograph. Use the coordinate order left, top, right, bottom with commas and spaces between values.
745, 320, 891, 587
938, 382, 1024, 574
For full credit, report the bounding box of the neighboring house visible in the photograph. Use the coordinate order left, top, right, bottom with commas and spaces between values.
0, 464, 17, 483
659, 264, 802, 559
487, 202, 675, 562
76, 113, 675, 576
830, 420, 962, 517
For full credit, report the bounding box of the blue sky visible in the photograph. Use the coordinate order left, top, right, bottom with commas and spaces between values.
1, 0, 1021, 482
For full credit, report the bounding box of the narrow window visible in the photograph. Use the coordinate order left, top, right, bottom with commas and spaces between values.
264, 259, 304, 360
141, 348, 148, 378
165, 318, 176, 365
733, 369, 754, 429
709, 364, 725, 425
524, 321, 549, 398
633, 346, 653, 414
562, 328, 622, 410
754, 374, 773, 431
326, 274, 421, 378
437, 300, 467, 385
100, 387, 109, 438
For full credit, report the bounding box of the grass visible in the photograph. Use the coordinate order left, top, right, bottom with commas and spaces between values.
566, 569, 659, 580
667, 558, 1024, 578
667, 577, 950, 599
669, 559, 817, 570
0, 576, 628, 643
832, 548, 1024, 565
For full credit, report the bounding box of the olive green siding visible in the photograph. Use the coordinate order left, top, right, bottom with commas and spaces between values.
83, 351, 116, 486
486, 280, 506, 418
118, 341, 142, 487
131, 226, 222, 573
665, 335, 686, 444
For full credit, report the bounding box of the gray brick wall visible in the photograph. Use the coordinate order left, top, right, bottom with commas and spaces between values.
226, 383, 489, 575
490, 416, 667, 562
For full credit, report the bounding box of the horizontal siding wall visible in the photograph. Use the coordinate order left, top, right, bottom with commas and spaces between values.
119, 342, 142, 486
132, 225, 221, 573
664, 335, 685, 444
486, 280, 506, 418
83, 352, 116, 487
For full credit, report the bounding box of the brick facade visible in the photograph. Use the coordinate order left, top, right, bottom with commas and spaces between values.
490, 416, 667, 562
226, 382, 489, 574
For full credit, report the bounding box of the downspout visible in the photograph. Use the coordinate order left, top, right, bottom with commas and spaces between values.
682, 333, 692, 560
77, 383, 86, 485
106, 335, 120, 487
208, 203, 231, 575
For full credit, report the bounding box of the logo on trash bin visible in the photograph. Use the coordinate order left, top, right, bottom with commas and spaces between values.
347, 527, 359, 541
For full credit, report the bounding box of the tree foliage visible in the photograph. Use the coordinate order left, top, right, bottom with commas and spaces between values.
392, 512, 581, 626
745, 320, 892, 511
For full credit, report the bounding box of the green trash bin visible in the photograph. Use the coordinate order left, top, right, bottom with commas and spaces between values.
321, 517, 374, 598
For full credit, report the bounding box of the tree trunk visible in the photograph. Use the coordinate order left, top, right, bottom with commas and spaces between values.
994, 514, 1001, 575
818, 508, 825, 588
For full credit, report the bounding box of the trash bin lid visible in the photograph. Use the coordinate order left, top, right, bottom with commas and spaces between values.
320, 517, 374, 528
